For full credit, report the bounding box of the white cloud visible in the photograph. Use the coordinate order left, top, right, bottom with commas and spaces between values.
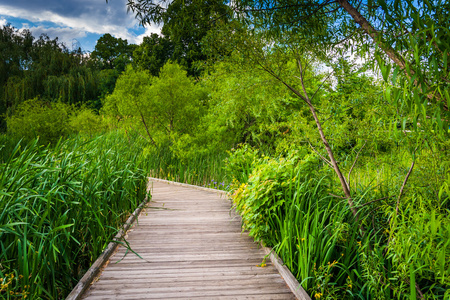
28, 25, 87, 48
133, 26, 162, 45
0, 1, 161, 50
0, 18, 7, 27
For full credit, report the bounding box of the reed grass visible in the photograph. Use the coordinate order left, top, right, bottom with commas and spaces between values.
145, 143, 230, 189
0, 131, 149, 299
229, 146, 450, 299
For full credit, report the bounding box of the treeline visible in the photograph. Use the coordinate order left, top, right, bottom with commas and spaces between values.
0, 0, 229, 133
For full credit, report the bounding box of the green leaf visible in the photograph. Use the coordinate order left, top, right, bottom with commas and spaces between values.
410, 264, 416, 300
52, 224, 74, 232
385, 85, 391, 103
414, 44, 420, 65
445, 89, 450, 109
392, 66, 400, 84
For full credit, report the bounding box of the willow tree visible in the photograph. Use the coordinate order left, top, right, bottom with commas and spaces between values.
231, 0, 450, 131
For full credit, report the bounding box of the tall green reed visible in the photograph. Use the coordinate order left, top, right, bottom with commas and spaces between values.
0, 130, 148, 299
145, 143, 229, 189
229, 141, 450, 299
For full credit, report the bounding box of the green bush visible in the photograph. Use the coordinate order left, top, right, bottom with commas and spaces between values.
6, 98, 73, 144
69, 107, 106, 136
230, 150, 326, 244
224, 144, 260, 185
228, 145, 450, 299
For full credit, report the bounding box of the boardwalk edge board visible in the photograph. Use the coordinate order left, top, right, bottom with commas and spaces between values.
263, 247, 311, 300
147, 177, 311, 300
66, 182, 152, 300
147, 177, 229, 196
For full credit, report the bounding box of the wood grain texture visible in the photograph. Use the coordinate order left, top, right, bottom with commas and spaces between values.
80, 179, 308, 300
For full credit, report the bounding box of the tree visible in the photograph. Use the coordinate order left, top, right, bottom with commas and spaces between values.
205, 20, 365, 214
0, 25, 33, 87
91, 33, 136, 71
1, 30, 102, 130
103, 62, 206, 146
133, 33, 174, 76
149, 62, 206, 135
195, 58, 298, 154
104, 65, 156, 145
0, 25, 34, 130
122, 0, 231, 76
231, 0, 450, 131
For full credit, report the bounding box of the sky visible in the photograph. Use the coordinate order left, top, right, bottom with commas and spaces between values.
0, 0, 161, 52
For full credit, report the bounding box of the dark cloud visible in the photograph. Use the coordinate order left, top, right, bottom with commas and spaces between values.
1, 0, 124, 20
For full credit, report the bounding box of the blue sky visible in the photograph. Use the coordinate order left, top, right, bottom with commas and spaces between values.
0, 0, 161, 52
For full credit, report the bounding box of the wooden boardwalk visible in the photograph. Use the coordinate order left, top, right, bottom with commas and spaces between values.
81, 180, 298, 299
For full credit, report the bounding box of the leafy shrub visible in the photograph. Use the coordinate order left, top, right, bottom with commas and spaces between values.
69, 107, 106, 135
228, 144, 450, 299
230, 150, 326, 244
6, 98, 73, 144
224, 144, 260, 184
228, 150, 361, 296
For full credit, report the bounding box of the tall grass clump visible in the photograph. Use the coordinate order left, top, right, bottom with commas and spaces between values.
0, 130, 149, 299
145, 142, 230, 189
227, 145, 450, 299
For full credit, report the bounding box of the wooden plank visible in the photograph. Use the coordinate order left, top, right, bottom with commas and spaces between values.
91, 276, 286, 286
85, 285, 295, 298
66, 182, 152, 300
85, 293, 294, 300
79, 179, 309, 299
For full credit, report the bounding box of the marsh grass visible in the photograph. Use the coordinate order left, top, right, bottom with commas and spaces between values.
229, 146, 450, 299
0, 131, 148, 299
145, 143, 229, 189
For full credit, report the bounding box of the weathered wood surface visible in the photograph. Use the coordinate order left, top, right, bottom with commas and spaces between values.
81, 180, 299, 299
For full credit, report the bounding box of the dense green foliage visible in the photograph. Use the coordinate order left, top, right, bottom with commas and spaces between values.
230, 0, 450, 131
0, 131, 149, 298
133, 34, 174, 76
227, 144, 449, 299
1, 0, 450, 298
6, 99, 105, 144
91, 33, 136, 71
125, 0, 231, 76
1, 30, 100, 112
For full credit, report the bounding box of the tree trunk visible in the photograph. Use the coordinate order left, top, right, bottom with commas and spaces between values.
256, 60, 358, 217
139, 111, 157, 146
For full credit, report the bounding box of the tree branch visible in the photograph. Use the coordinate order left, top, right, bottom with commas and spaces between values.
337, 0, 448, 111
347, 140, 366, 189
307, 140, 333, 167
395, 160, 415, 214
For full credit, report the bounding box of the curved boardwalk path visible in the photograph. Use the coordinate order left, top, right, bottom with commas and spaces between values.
82, 180, 297, 299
